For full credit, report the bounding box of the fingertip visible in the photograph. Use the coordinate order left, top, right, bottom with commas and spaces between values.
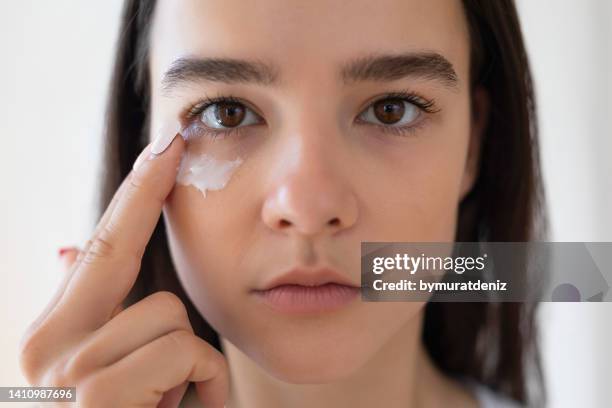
133, 131, 185, 174
161, 131, 186, 158
58, 246, 79, 259
160, 131, 186, 161
151, 121, 185, 156
58, 246, 80, 272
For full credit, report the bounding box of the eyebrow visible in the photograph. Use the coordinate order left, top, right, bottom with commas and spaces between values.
340, 52, 458, 88
161, 51, 458, 94
161, 57, 279, 93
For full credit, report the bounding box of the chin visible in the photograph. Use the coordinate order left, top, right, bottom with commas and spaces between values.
244, 333, 374, 385
261, 355, 366, 385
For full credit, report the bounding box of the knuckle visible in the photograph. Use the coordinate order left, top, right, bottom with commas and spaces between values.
44, 362, 75, 388
19, 334, 103, 402
150, 291, 189, 324
127, 170, 145, 190
82, 232, 142, 271
84, 234, 116, 262
21, 337, 91, 388
128, 172, 166, 209
208, 344, 228, 368
82, 239, 93, 251
18, 333, 45, 384
61, 346, 92, 386
165, 329, 194, 350
208, 348, 229, 373
78, 239, 94, 261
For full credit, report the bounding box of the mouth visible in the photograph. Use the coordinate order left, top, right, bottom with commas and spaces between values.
251, 267, 361, 314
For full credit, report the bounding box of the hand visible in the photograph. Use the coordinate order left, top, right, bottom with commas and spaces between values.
19, 135, 229, 408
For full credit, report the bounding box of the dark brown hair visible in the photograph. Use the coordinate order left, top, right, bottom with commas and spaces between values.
100, 0, 546, 405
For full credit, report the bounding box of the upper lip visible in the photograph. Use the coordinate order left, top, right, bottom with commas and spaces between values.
256, 267, 360, 291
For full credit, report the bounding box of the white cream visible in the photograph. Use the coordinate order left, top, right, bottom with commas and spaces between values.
176, 150, 243, 197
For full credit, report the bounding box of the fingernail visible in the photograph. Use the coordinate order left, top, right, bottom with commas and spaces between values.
58, 246, 77, 258
151, 121, 182, 155
133, 122, 182, 172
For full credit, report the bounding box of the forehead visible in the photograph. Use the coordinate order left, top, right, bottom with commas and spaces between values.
149, 0, 470, 86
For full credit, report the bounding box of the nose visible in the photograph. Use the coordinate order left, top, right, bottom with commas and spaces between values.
261, 130, 358, 238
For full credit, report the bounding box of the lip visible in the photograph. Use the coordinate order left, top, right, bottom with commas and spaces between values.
256, 267, 361, 291
251, 267, 361, 314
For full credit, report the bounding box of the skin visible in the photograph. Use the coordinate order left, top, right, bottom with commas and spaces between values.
154, 0, 487, 406
19, 0, 488, 407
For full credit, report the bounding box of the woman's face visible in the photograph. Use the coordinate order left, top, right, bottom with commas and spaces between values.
149, 0, 480, 382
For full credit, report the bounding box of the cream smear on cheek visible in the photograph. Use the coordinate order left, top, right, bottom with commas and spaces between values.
153, 120, 243, 197
176, 151, 243, 197
154, 121, 243, 197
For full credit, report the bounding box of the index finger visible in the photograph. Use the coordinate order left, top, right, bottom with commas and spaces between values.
51, 131, 185, 332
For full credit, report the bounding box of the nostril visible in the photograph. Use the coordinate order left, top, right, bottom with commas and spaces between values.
279, 219, 292, 228
328, 217, 340, 227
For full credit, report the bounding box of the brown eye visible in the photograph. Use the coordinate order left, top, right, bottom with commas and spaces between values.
359, 97, 420, 128
199, 100, 261, 130
373, 98, 405, 124
214, 102, 245, 127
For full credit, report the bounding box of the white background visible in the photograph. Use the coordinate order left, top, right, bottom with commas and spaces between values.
0, 1, 610, 406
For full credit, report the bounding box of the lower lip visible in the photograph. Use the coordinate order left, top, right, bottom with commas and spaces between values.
252, 283, 360, 314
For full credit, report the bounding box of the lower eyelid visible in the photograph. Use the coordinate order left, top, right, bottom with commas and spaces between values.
356, 104, 423, 125
355, 112, 430, 136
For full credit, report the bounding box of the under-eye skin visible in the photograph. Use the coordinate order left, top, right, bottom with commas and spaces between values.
182, 90, 439, 140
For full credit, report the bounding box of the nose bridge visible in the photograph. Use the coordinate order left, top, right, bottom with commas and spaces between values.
261, 108, 358, 237
291, 116, 338, 177
274, 90, 347, 185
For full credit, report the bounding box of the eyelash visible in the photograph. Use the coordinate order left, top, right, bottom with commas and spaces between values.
183, 90, 440, 140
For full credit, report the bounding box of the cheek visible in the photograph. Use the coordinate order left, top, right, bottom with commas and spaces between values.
357, 121, 470, 242
371, 121, 471, 242
162, 183, 254, 325
400, 144, 467, 239
163, 149, 260, 279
